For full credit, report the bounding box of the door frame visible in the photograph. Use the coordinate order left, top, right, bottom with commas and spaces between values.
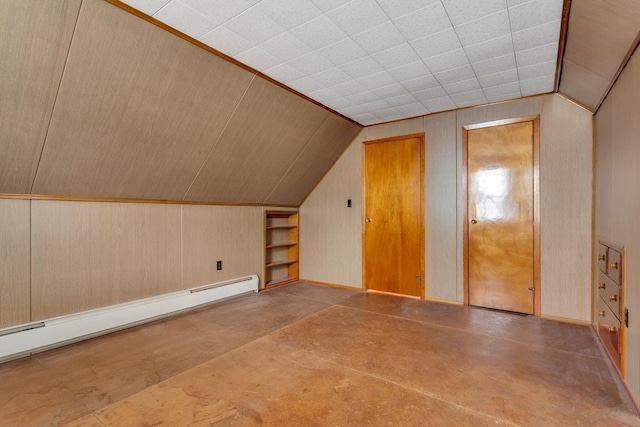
462, 116, 541, 315
362, 133, 425, 298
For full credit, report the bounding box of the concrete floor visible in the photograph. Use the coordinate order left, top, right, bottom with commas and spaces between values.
0, 282, 638, 426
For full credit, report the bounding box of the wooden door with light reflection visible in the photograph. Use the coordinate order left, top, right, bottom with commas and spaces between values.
364, 135, 423, 297
466, 121, 536, 314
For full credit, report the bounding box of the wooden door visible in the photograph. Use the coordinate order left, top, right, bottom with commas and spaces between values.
364, 135, 424, 297
465, 119, 539, 314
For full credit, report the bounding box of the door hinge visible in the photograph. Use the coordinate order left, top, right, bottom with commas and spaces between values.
625, 308, 629, 328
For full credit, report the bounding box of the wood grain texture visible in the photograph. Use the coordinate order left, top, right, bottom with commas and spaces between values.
299, 132, 364, 289
32, 0, 254, 200
597, 47, 640, 404
181, 205, 263, 289
0, 200, 31, 328
31, 200, 182, 320
539, 95, 592, 322
424, 112, 457, 302
559, 60, 610, 110
0, 0, 80, 193
265, 115, 362, 206
185, 77, 330, 203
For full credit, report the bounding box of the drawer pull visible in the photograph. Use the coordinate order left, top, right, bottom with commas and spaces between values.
609, 262, 619, 270
598, 310, 605, 317
608, 326, 617, 333
598, 255, 606, 261
598, 283, 606, 289
609, 294, 618, 302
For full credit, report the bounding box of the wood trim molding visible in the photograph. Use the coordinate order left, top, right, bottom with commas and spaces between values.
555, 93, 594, 113
297, 278, 363, 291
423, 296, 464, 306
554, 0, 572, 92
462, 116, 541, 316
541, 314, 591, 326
104, 0, 362, 127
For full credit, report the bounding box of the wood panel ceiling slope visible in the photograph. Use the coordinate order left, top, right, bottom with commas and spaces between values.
559, 0, 640, 110
0, 0, 360, 205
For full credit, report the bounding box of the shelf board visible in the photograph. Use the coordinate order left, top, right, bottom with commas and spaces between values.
266, 225, 297, 230
266, 259, 298, 268
265, 276, 298, 288
266, 242, 297, 249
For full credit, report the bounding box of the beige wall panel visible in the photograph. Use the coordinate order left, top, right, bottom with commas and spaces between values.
0, 200, 31, 328
539, 95, 593, 322
595, 95, 613, 238
365, 117, 424, 141
0, 0, 79, 193
32, 0, 254, 200
423, 112, 458, 301
182, 205, 263, 288
559, 60, 611, 110
265, 115, 362, 206
299, 131, 364, 288
185, 77, 329, 203
31, 200, 182, 320
564, 0, 640, 80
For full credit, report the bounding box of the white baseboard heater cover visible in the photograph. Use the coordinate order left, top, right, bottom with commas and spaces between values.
0, 275, 258, 362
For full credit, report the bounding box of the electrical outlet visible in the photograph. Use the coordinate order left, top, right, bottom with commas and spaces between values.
347, 199, 352, 208
216, 260, 222, 271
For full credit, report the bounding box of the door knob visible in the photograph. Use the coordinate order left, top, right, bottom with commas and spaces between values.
365, 217, 373, 223
470, 219, 478, 224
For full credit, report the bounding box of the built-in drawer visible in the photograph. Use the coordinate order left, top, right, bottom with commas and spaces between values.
597, 271, 621, 318
606, 248, 621, 284
598, 243, 608, 274
597, 297, 621, 356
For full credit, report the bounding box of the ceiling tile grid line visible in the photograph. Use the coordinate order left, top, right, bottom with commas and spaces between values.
119, 0, 564, 125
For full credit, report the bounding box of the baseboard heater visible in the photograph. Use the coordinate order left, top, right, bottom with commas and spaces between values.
0, 275, 259, 362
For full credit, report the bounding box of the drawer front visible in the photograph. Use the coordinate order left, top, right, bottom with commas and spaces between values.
598, 244, 608, 273
597, 271, 621, 317
606, 248, 621, 284
597, 298, 621, 355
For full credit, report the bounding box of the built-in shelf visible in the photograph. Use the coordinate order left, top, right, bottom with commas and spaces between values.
266, 259, 298, 269
266, 242, 297, 249
266, 276, 297, 287
264, 211, 299, 289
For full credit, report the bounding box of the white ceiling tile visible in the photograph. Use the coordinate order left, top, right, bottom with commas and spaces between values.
199, 26, 253, 56
393, 2, 451, 42
512, 19, 560, 52
412, 85, 448, 101
288, 15, 348, 50
287, 76, 325, 93
451, 89, 487, 107
483, 81, 521, 98
308, 87, 341, 102
394, 102, 429, 116
263, 63, 306, 83
410, 28, 462, 59
518, 60, 556, 81
441, 0, 507, 26
338, 104, 371, 116
310, 67, 352, 86
433, 64, 475, 85
371, 43, 420, 69
471, 53, 516, 76
123, 0, 171, 16
287, 51, 334, 74
374, 106, 404, 121
235, 46, 281, 70
454, 10, 510, 46
401, 74, 440, 92
385, 93, 419, 107
356, 71, 398, 91
423, 49, 469, 74
351, 21, 405, 55
443, 77, 481, 95
507, 0, 530, 7
519, 75, 554, 96
153, 0, 219, 39
421, 96, 456, 112
327, 0, 388, 36
310, 0, 351, 13
255, 0, 323, 30
388, 61, 432, 82
478, 68, 519, 88
463, 34, 513, 63
515, 42, 557, 67
376, 0, 441, 19
358, 99, 393, 112
244, 0, 261, 4
345, 90, 380, 104
330, 80, 368, 96
223, 7, 285, 44
318, 38, 367, 66
259, 32, 312, 62
486, 92, 521, 103
509, 0, 563, 32
324, 97, 355, 110
181, 0, 252, 23
340, 56, 385, 78
370, 83, 408, 98
351, 113, 378, 125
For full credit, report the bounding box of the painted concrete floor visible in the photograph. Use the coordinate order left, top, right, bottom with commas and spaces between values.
0, 282, 638, 426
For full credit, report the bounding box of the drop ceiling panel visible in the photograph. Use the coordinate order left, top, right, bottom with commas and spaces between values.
118, 0, 565, 125
0, 0, 80, 194
33, 0, 255, 200
185, 77, 330, 203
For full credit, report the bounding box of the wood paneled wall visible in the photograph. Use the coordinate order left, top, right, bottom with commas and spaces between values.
0, 200, 31, 328
301, 94, 593, 322
595, 47, 640, 406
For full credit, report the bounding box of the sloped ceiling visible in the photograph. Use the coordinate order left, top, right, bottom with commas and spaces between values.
0, 0, 360, 205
